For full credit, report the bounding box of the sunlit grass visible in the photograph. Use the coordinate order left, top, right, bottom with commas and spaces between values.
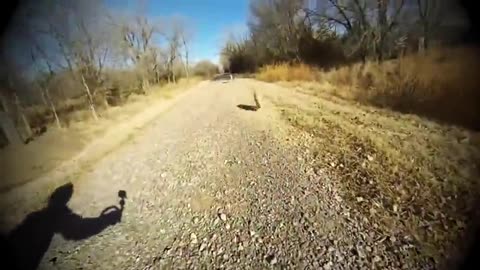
277, 90, 480, 265
256, 63, 317, 82
258, 47, 480, 129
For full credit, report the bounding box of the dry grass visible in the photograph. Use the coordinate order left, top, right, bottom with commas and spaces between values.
273, 88, 480, 265
24, 77, 200, 129
325, 47, 480, 129
258, 47, 480, 130
256, 63, 317, 82
257, 48, 480, 264
0, 78, 201, 191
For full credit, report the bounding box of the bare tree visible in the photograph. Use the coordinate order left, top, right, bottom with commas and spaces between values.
30, 46, 62, 128
416, 0, 445, 50
117, 13, 160, 91
115, 12, 195, 87
169, 17, 193, 80
163, 20, 185, 84
304, 0, 369, 59
182, 34, 190, 79
0, 70, 32, 144
305, 0, 405, 60
0, 0, 202, 142
20, 0, 114, 120
374, 0, 406, 59
249, 0, 306, 62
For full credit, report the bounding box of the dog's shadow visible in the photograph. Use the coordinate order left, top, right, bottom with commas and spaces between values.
237, 104, 259, 111
1, 183, 126, 270
237, 91, 261, 112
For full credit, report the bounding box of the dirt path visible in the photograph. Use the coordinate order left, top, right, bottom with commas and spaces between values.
1, 79, 441, 269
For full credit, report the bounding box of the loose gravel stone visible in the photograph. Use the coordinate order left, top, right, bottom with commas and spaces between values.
1, 80, 442, 269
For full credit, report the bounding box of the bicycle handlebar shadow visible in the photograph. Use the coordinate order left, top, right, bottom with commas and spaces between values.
1, 183, 126, 270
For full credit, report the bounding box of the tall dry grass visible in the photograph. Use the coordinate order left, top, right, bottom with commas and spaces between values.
256, 63, 317, 82
257, 47, 480, 130
1, 78, 201, 191
23, 77, 201, 131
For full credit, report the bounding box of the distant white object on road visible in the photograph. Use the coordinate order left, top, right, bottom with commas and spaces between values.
213, 73, 234, 82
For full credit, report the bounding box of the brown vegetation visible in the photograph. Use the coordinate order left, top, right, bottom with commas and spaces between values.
257, 47, 480, 130
0, 78, 199, 191
221, 0, 468, 73
193, 60, 220, 78
276, 90, 480, 265
0, 0, 219, 147
256, 63, 317, 82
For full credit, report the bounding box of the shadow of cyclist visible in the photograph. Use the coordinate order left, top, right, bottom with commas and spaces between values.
2, 182, 126, 270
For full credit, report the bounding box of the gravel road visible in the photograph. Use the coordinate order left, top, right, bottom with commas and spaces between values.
2, 79, 437, 269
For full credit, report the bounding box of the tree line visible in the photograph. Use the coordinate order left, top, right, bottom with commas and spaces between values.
221, 0, 469, 73
0, 0, 217, 144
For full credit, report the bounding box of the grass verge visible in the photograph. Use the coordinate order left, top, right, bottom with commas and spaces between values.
0, 78, 201, 192
273, 87, 480, 265
257, 47, 480, 130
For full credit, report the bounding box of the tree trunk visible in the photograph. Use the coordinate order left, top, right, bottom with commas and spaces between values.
20, 114, 31, 138
184, 58, 189, 80
376, 0, 389, 60
103, 95, 109, 108
40, 90, 48, 106
418, 37, 426, 54
423, 24, 429, 50
14, 94, 32, 141
0, 95, 22, 146
44, 87, 61, 129
155, 70, 160, 84
81, 74, 99, 121
183, 37, 190, 80
0, 93, 8, 113
141, 77, 150, 94
183, 62, 189, 80
0, 112, 22, 146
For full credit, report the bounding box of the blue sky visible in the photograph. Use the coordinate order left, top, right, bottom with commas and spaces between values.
108, 0, 250, 64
